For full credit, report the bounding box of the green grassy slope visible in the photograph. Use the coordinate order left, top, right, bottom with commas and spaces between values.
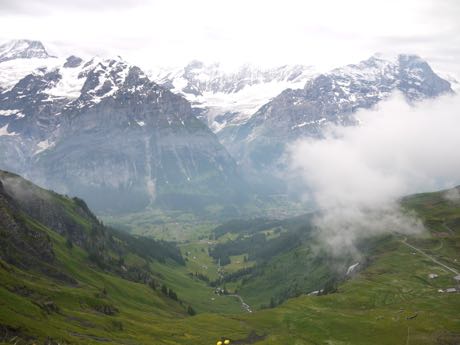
0, 171, 244, 343
204, 215, 349, 309
1, 172, 459, 344
0, 237, 186, 344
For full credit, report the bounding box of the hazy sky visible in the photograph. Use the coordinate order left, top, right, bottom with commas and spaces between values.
1, 0, 459, 73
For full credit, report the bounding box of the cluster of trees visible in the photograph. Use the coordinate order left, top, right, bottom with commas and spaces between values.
212, 214, 313, 239
187, 305, 196, 316
263, 276, 339, 309
69, 195, 185, 270
213, 218, 280, 238
109, 227, 185, 265
158, 283, 196, 316
209, 233, 266, 265
209, 213, 314, 267
208, 213, 352, 309
210, 266, 256, 287
209, 231, 303, 266
161, 284, 178, 301
189, 272, 210, 283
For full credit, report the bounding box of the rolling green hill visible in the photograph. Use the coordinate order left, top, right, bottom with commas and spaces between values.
0, 171, 459, 344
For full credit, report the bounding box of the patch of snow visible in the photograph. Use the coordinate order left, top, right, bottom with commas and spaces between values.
346, 262, 360, 275
46, 63, 87, 99
330, 54, 399, 84
34, 139, 55, 154
291, 118, 326, 130
308, 289, 323, 296
0, 124, 18, 136
197, 80, 309, 131
149, 62, 317, 132
40, 56, 131, 103
0, 109, 19, 116
0, 57, 61, 91
439, 72, 460, 93
0, 40, 50, 62
85, 58, 130, 103
172, 76, 189, 91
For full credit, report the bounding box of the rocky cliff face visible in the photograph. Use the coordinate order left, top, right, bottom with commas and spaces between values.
33, 65, 244, 212
0, 41, 246, 213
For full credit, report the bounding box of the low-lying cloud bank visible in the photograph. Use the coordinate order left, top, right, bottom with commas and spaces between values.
288, 93, 460, 252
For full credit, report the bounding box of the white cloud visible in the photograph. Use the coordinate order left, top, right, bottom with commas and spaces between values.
288, 93, 460, 252
444, 188, 460, 203
0, 0, 459, 74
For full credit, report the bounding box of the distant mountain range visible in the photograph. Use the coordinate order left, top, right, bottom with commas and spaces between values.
226, 54, 453, 181
150, 54, 453, 193
150, 60, 316, 132
0, 39, 454, 214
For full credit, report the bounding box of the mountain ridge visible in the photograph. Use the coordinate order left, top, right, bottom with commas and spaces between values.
0, 41, 248, 214
0, 40, 454, 213
0, 39, 53, 63
150, 60, 316, 132
221, 53, 453, 192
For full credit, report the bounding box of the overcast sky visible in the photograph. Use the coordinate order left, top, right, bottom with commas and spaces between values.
1, 0, 459, 73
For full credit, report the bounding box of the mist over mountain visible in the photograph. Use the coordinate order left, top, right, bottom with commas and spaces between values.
0, 39, 455, 214
226, 54, 453, 193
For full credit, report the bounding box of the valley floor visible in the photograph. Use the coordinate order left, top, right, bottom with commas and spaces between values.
2, 231, 460, 345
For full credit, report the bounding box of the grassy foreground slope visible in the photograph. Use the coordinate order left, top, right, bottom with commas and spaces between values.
0, 170, 243, 344
0, 171, 459, 344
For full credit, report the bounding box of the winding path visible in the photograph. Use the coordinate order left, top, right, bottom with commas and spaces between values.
442, 222, 455, 236
228, 294, 252, 313
400, 238, 459, 275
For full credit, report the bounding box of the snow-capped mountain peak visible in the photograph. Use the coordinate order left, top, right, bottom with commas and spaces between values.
69, 56, 131, 104
0, 39, 52, 63
0, 55, 133, 105
0, 54, 142, 147
150, 61, 316, 132
308, 53, 451, 105
153, 60, 315, 95
0, 42, 244, 214
226, 53, 453, 174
